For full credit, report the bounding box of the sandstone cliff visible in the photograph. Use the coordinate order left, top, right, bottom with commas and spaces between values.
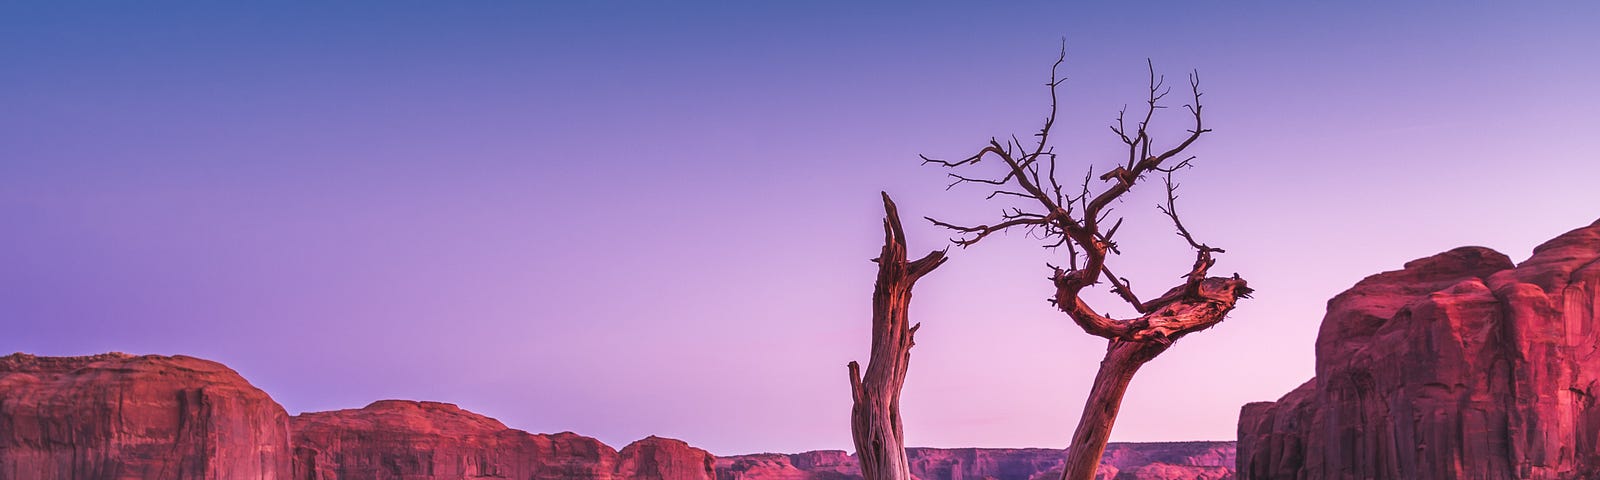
292, 400, 621, 479
0, 352, 292, 480
617, 436, 718, 480
0, 352, 720, 480
292, 401, 715, 480
1237, 219, 1600, 479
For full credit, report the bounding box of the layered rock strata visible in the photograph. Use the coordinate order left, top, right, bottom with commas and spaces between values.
0, 353, 292, 480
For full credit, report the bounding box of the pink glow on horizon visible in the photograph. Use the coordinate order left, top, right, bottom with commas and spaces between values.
2, 1, 1599, 456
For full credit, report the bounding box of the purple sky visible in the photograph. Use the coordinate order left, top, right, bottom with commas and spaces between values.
4, 2, 1599, 456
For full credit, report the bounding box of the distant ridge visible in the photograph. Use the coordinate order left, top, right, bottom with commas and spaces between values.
0, 351, 1235, 479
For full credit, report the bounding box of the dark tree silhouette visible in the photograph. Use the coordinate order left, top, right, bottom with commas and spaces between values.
847, 193, 946, 480
919, 50, 1252, 480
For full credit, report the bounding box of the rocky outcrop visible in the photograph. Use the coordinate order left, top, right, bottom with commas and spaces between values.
1238, 219, 1600, 479
908, 447, 1064, 479
716, 450, 858, 480
0, 352, 720, 480
617, 436, 716, 479
291, 400, 621, 479
1099, 442, 1236, 480
0, 352, 292, 480
717, 442, 1236, 480
292, 401, 717, 480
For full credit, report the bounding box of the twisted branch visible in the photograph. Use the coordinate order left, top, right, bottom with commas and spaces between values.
915, 46, 1253, 480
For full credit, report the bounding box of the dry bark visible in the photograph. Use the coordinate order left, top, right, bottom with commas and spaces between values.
847, 192, 947, 480
1059, 278, 1246, 478
920, 50, 1251, 480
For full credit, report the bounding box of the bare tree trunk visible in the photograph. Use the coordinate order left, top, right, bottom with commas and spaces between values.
919, 52, 1254, 480
1060, 340, 1167, 480
848, 192, 946, 480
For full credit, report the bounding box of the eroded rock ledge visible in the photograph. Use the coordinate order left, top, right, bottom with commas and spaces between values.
1238, 219, 1600, 479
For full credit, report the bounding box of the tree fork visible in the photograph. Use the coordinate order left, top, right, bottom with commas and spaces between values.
918, 49, 1253, 480
848, 192, 947, 480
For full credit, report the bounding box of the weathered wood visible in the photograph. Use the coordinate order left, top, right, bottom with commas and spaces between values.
848, 192, 946, 480
919, 50, 1252, 480
1057, 279, 1245, 480
1062, 340, 1163, 479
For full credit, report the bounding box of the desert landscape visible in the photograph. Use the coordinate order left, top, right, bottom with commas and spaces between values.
5, 217, 1597, 479
0, 351, 1236, 479
4, 2, 1598, 480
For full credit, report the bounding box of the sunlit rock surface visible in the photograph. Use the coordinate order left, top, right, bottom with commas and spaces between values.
292, 401, 716, 480
1238, 219, 1600, 479
0, 353, 292, 480
292, 400, 626, 479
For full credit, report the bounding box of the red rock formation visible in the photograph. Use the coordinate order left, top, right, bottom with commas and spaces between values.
0, 351, 1237, 480
1236, 382, 1315, 480
292, 400, 622, 479
617, 436, 716, 479
291, 401, 715, 480
0, 358, 1233, 480
717, 453, 811, 480
716, 450, 859, 480
1238, 219, 1600, 479
0, 352, 292, 480
717, 442, 1236, 480
1102, 442, 1236, 480
908, 447, 1065, 479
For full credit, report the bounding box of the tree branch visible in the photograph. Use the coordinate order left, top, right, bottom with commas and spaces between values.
850, 192, 947, 480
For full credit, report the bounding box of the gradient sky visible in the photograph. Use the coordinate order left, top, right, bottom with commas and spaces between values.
4, 1, 1599, 456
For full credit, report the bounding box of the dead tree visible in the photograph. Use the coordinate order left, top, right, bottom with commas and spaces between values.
919, 51, 1252, 480
848, 192, 947, 480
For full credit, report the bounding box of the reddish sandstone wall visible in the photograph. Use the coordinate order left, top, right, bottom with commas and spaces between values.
1238, 220, 1600, 479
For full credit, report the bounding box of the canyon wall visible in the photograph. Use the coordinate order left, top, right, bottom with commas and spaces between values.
0, 353, 292, 480
1238, 219, 1600, 479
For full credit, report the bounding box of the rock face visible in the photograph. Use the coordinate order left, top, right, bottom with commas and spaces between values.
617, 436, 717, 480
291, 401, 714, 480
716, 442, 1236, 480
0, 352, 292, 480
0, 353, 721, 480
716, 450, 859, 480
1098, 442, 1235, 480
1238, 220, 1600, 479
292, 400, 616, 479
